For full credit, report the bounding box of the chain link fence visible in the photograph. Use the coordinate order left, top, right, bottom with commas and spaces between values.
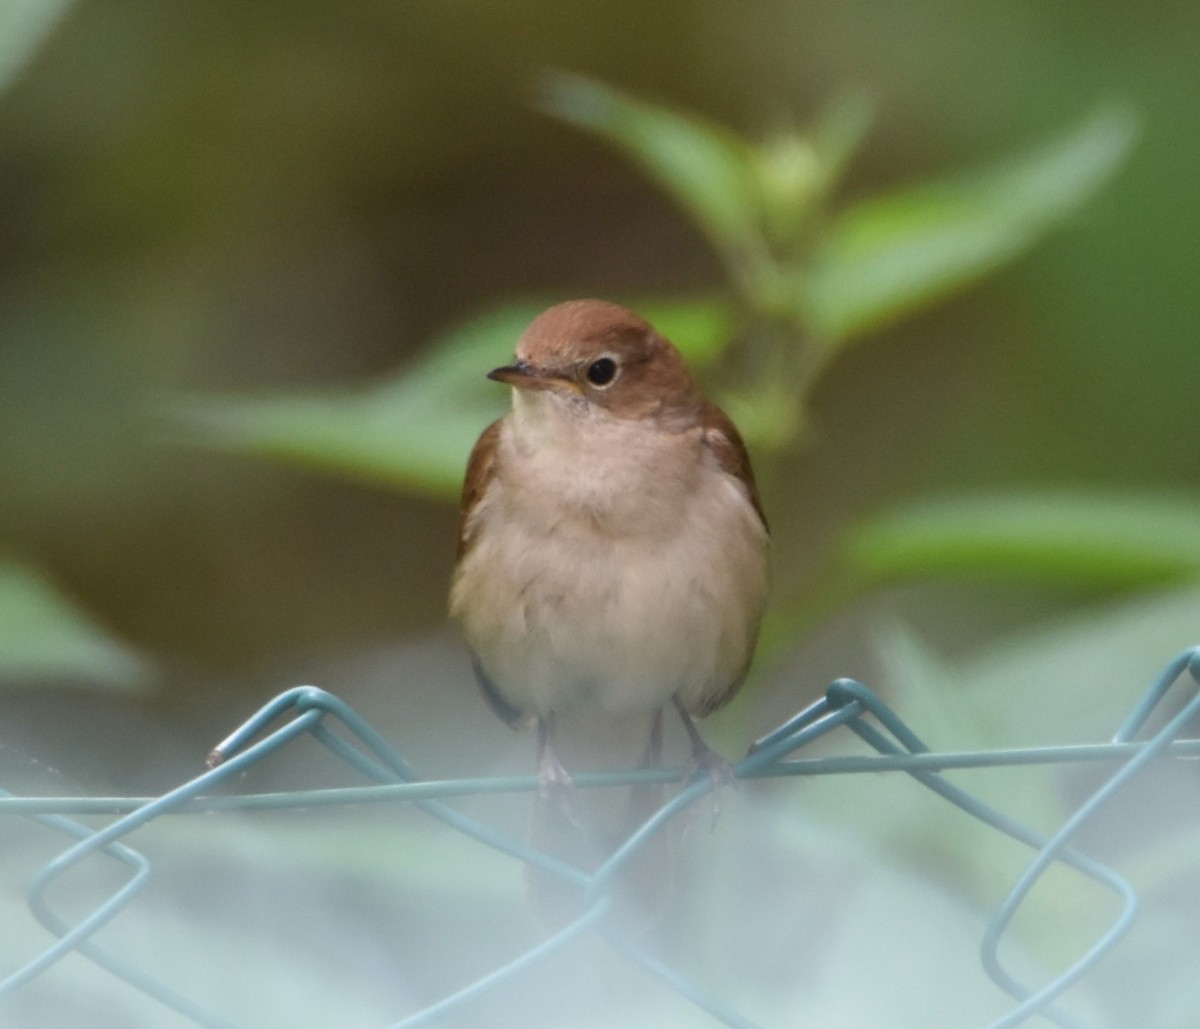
3, 647, 1199, 1028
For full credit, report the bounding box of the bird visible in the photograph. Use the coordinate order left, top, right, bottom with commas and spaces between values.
449, 299, 769, 922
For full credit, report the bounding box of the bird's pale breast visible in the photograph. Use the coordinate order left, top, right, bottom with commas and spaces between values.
450, 398, 768, 719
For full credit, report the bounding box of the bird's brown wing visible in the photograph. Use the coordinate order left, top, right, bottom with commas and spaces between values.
453, 419, 530, 727
689, 402, 769, 718
700, 402, 768, 531
456, 418, 502, 559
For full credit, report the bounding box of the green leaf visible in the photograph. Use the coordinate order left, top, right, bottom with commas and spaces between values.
842, 490, 1200, 590
0, 557, 150, 689
923, 586, 1200, 992
874, 620, 995, 753
955, 583, 1200, 745
715, 377, 803, 451
167, 296, 734, 497
169, 303, 532, 498
808, 92, 876, 190
753, 95, 875, 245
636, 295, 735, 366
0, 0, 75, 97
858, 623, 1083, 915
808, 106, 1139, 342
869, 607, 1200, 976
539, 72, 761, 256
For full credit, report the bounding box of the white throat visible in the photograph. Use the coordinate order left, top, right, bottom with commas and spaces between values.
503, 388, 698, 536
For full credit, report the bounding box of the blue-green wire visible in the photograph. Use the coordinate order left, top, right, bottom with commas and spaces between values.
3, 649, 1198, 1028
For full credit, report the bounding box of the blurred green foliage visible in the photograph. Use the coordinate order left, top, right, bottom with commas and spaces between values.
1, 3, 1197, 682
166, 73, 1193, 665
0, 1, 74, 96
0, 1, 147, 688
174, 75, 1137, 474
844, 492, 1200, 590
0, 556, 149, 689
170, 296, 734, 498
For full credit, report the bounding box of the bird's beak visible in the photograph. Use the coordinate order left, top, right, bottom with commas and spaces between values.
487, 361, 581, 394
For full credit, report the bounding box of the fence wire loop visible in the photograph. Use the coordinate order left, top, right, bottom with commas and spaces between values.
3, 647, 1199, 1028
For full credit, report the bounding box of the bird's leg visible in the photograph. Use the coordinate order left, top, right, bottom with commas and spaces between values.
620, 707, 667, 844
639, 707, 664, 769
536, 714, 577, 823
672, 695, 734, 789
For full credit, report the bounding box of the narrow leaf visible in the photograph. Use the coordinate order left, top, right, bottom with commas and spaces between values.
0, 0, 75, 97
0, 558, 150, 690
809, 93, 876, 187
168, 304, 534, 498
808, 107, 1138, 341
632, 295, 734, 366
539, 72, 760, 254
843, 491, 1200, 589
958, 584, 1200, 746
167, 297, 734, 497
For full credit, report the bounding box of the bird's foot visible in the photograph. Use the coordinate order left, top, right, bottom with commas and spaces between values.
686, 739, 735, 790
537, 730, 578, 824
671, 696, 736, 825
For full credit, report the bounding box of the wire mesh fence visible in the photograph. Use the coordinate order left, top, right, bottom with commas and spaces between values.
2, 646, 1199, 1028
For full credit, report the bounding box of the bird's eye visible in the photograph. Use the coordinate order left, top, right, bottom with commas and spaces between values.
585, 356, 618, 387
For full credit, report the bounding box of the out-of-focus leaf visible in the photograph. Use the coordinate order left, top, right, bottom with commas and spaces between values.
540, 72, 761, 255
808, 107, 1138, 341
869, 609, 1200, 978
857, 622, 1102, 947
753, 95, 874, 241
874, 620, 995, 752
169, 303, 533, 499
697, 801, 1056, 1027
843, 491, 1200, 590
958, 584, 1200, 745
927, 584, 1200, 999
168, 296, 734, 497
0, 558, 150, 689
636, 295, 734, 366
716, 378, 803, 451
809, 92, 876, 190
0, 0, 75, 96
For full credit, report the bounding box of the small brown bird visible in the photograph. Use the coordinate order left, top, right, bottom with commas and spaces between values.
449, 299, 769, 919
